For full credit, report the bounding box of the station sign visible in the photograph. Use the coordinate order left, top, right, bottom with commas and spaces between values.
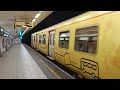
15, 21, 33, 28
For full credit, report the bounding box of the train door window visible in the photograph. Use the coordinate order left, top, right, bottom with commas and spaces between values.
59, 31, 69, 49
39, 35, 42, 44
74, 26, 98, 54
49, 33, 51, 45
43, 34, 46, 44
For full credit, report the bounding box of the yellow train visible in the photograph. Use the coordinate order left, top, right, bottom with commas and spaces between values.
31, 11, 120, 79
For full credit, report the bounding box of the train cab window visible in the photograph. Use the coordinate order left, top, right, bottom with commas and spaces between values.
36, 35, 38, 43
34, 36, 35, 42
75, 26, 98, 54
39, 35, 42, 44
42, 34, 46, 44
53, 33, 55, 46
59, 31, 69, 49
0, 29, 4, 36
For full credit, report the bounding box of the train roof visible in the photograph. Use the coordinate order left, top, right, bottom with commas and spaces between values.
32, 32, 38, 36
33, 11, 114, 35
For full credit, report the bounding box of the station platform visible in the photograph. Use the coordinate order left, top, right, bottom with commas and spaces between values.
0, 43, 74, 79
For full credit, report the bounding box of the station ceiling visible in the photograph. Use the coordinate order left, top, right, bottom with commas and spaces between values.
22, 11, 87, 45
0, 11, 53, 37
0, 11, 86, 40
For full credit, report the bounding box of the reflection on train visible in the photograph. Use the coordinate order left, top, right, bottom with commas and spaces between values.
31, 11, 120, 79
0, 27, 14, 56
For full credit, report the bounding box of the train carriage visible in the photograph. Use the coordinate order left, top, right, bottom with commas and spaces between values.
0, 27, 14, 56
31, 33, 37, 49
31, 11, 120, 79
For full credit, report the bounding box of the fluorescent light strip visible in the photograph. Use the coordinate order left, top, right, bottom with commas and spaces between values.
1, 29, 3, 31
35, 13, 41, 18
22, 27, 29, 36
32, 11, 43, 23
32, 19, 36, 22
39, 11, 43, 12
64, 22, 72, 25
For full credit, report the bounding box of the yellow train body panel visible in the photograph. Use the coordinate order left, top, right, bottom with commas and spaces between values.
31, 33, 36, 49
31, 11, 120, 79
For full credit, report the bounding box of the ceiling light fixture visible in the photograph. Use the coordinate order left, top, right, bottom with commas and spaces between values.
39, 11, 43, 13
32, 19, 36, 22
1, 29, 3, 31
22, 27, 29, 36
35, 13, 41, 18
76, 16, 89, 22
64, 22, 72, 25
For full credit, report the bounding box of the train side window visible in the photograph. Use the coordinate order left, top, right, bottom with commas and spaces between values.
59, 31, 69, 49
39, 35, 42, 44
43, 34, 46, 44
74, 26, 98, 54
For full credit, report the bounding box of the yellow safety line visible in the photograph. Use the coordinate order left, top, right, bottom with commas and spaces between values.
40, 60, 62, 79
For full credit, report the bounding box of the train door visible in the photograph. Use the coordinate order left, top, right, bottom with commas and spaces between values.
36, 34, 39, 49
33, 36, 35, 48
49, 31, 55, 58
